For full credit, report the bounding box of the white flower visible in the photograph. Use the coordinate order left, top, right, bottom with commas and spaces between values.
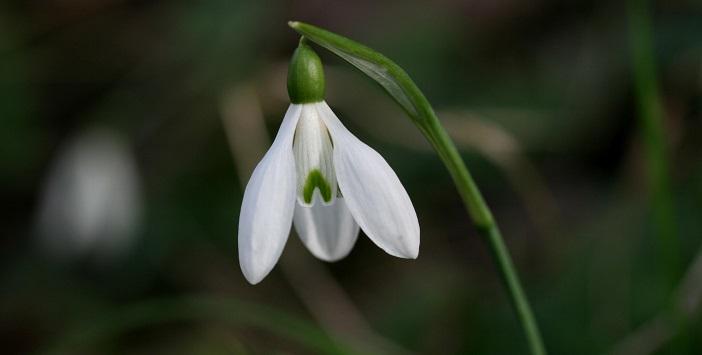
36, 127, 142, 260
238, 101, 420, 284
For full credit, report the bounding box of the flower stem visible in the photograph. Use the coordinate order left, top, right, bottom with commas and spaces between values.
426, 113, 547, 355
288, 21, 547, 354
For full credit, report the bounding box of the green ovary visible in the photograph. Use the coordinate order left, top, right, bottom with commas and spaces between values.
302, 169, 332, 204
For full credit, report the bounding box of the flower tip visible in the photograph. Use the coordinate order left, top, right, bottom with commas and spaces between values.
288, 21, 300, 29
404, 247, 419, 260
240, 251, 275, 285
241, 268, 266, 285
245, 278, 262, 285
383, 242, 419, 260
399, 237, 420, 259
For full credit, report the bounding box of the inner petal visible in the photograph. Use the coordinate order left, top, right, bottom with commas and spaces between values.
293, 104, 337, 205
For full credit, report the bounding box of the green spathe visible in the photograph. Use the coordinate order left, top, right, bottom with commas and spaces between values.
287, 39, 325, 104
302, 169, 332, 204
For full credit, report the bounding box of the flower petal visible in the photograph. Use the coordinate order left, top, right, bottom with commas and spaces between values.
238, 104, 301, 284
293, 104, 337, 206
316, 102, 420, 258
293, 191, 359, 261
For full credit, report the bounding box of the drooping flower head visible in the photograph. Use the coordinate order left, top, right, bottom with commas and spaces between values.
238, 39, 419, 284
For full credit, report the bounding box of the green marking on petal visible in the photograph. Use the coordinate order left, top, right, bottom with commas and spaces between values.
303, 169, 332, 204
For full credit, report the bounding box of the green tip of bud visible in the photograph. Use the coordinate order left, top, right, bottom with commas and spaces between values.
287, 38, 325, 104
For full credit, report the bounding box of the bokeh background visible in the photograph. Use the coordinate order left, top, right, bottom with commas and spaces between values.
2, 0, 702, 354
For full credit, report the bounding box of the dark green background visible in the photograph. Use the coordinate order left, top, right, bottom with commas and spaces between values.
1, 0, 701, 354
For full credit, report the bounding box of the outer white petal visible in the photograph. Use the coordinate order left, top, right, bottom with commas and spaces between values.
316, 102, 420, 258
238, 104, 301, 284
293, 191, 360, 261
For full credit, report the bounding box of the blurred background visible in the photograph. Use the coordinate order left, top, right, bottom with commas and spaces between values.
2, 0, 702, 354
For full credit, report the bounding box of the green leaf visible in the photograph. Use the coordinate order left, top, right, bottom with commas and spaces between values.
288, 21, 433, 128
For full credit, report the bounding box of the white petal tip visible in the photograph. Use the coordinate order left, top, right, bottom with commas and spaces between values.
238, 238, 282, 285
244, 275, 264, 285
406, 250, 419, 260
240, 262, 270, 285
312, 250, 351, 262
384, 242, 419, 259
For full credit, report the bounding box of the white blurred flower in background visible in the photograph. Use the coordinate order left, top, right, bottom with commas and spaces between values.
36, 127, 142, 260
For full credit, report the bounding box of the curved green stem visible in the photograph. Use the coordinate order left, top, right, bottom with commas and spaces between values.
424, 101, 546, 355
289, 21, 546, 355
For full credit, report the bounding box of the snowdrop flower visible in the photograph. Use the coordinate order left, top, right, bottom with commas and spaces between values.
238, 40, 420, 284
